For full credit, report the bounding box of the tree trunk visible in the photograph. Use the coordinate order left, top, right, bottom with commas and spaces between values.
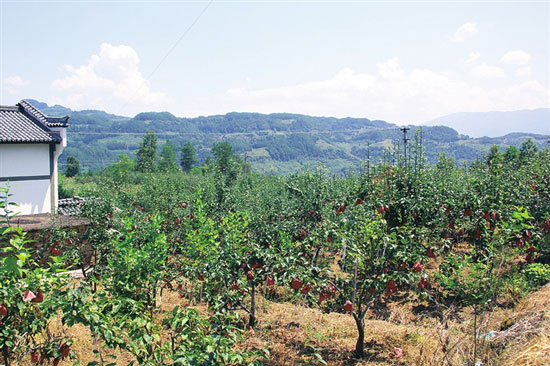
2, 345, 11, 366
353, 314, 365, 358
249, 281, 256, 328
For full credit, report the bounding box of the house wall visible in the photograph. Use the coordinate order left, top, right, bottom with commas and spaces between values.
50, 127, 67, 212
0, 144, 52, 215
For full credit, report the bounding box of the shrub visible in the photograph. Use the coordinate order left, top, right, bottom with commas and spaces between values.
523, 263, 550, 288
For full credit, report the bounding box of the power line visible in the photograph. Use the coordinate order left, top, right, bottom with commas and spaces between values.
122, 0, 214, 111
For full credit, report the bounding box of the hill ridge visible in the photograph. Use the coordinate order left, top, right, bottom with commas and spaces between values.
24, 100, 549, 174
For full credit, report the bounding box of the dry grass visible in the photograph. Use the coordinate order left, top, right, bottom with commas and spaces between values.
14, 283, 550, 366
495, 284, 550, 366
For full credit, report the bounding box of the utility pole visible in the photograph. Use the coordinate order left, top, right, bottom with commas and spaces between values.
400, 127, 410, 163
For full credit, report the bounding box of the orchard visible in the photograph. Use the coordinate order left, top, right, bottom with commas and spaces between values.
1, 138, 550, 365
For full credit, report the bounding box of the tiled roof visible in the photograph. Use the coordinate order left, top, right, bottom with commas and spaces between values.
18, 100, 70, 128
0, 102, 67, 143
58, 196, 99, 216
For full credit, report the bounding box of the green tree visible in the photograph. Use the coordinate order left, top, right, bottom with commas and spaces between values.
158, 140, 179, 172
107, 154, 135, 179
519, 138, 538, 162
65, 156, 80, 177
504, 145, 520, 163
485, 145, 502, 167
180, 142, 197, 172
135, 131, 158, 173
212, 141, 235, 176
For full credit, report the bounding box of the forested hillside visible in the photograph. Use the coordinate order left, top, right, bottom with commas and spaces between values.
27, 100, 549, 174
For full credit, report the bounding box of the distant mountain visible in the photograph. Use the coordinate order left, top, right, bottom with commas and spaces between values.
425, 109, 550, 138
24, 99, 73, 116
25, 100, 549, 174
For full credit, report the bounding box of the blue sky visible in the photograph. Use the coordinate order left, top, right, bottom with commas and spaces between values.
1, 0, 548, 125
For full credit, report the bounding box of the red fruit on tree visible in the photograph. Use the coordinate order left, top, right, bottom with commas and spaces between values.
198, 273, 205, 282
31, 290, 44, 303
23, 290, 36, 302
300, 283, 312, 295
474, 226, 482, 239
463, 208, 473, 217
343, 300, 353, 312
483, 212, 491, 220
377, 206, 385, 214
175, 217, 181, 224
50, 247, 61, 256
251, 263, 262, 270
545, 219, 550, 230
400, 262, 407, 270
426, 247, 436, 259
385, 280, 397, 297
417, 278, 429, 290
355, 198, 363, 205
231, 283, 240, 291
290, 278, 302, 290
412, 261, 423, 272
515, 239, 525, 248
266, 277, 275, 286
246, 271, 254, 281
0, 304, 7, 317
31, 350, 39, 363
59, 343, 71, 358
524, 230, 532, 239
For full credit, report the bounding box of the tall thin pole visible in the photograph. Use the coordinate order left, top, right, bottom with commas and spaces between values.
400, 127, 410, 164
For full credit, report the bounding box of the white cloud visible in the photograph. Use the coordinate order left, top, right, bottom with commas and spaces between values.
461, 52, 480, 66
470, 63, 505, 78
3, 76, 30, 87
2, 75, 31, 95
51, 43, 171, 114
453, 23, 478, 42
186, 58, 549, 125
515, 66, 532, 77
500, 50, 532, 65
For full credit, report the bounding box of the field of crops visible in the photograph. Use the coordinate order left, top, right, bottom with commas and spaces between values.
1, 140, 549, 366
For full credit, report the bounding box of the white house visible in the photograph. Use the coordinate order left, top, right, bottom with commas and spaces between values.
0, 100, 69, 215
